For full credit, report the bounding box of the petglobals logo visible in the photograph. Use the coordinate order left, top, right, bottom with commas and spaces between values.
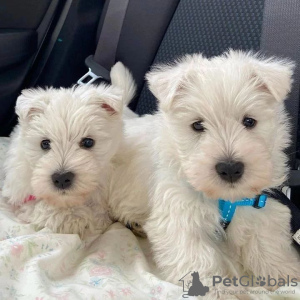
179, 271, 209, 298
212, 275, 298, 288
179, 272, 298, 298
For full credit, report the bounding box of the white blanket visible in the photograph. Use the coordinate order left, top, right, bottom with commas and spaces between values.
0, 137, 299, 300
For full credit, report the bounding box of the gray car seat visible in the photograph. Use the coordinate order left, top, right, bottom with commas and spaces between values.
90, 0, 300, 203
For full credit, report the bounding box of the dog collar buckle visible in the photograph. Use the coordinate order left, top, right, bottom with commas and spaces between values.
253, 194, 267, 209
220, 220, 230, 230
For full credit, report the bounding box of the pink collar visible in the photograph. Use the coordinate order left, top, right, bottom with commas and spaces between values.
23, 195, 36, 204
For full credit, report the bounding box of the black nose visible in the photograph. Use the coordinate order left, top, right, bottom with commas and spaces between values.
51, 172, 75, 190
215, 161, 244, 183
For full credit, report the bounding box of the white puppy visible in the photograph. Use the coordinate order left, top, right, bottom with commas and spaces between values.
2, 62, 136, 238
145, 50, 300, 284
112, 50, 299, 286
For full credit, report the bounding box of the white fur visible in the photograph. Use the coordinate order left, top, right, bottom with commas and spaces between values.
109, 114, 156, 226
110, 51, 300, 287
2, 62, 136, 238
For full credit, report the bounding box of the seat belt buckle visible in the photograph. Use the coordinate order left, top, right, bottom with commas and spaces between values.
77, 68, 101, 86
77, 55, 111, 85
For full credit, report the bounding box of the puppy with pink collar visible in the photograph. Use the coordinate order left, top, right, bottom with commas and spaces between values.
2, 62, 136, 238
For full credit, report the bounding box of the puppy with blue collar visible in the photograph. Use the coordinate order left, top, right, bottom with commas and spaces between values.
139, 51, 300, 288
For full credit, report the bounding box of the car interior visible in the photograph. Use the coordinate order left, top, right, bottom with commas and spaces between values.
0, 0, 300, 297
1, 0, 299, 203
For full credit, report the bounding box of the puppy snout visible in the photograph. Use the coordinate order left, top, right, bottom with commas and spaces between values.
51, 172, 75, 190
215, 160, 244, 183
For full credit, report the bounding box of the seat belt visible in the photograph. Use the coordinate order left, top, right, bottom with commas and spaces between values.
260, 0, 300, 190
78, 0, 129, 85
265, 189, 300, 248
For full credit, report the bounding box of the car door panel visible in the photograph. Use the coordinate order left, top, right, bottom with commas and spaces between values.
0, 30, 37, 70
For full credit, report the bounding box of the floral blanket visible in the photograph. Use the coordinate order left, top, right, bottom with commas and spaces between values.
0, 137, 299, 300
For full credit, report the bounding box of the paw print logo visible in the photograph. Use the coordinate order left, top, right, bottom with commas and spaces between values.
256, 276, 266, 286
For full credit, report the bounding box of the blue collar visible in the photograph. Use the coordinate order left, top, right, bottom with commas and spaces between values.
218, 194, 268, 229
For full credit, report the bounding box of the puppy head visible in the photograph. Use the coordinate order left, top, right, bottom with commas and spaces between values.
16, 84, 123, 207
147, 50, 293, 201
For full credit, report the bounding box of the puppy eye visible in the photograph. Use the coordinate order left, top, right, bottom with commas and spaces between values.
192, 121, 205, 132
80, 138, 95, 149
41, 139, 51, 150
243, 117, 257, 129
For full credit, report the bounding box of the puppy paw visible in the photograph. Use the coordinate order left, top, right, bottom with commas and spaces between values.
28, 201, 95, 238
53, 212, 94, 238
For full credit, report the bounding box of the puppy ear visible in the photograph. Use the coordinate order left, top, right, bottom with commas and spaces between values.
16, 88, 50, 122
252, 57, 294, 102
95, 85, 123, 115
146, 64, 182, 111
146, 54, 205, 111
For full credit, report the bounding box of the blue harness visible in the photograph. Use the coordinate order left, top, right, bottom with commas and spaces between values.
218, 194, 268, 229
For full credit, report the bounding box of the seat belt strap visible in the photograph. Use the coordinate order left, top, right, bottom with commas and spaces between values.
260, 0, 300, 187
78, 0, 129, 85
265, 189, 300, 247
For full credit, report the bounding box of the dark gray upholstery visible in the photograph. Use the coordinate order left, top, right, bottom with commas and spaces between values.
136, 0, 265, 115
259, 0, 300, 166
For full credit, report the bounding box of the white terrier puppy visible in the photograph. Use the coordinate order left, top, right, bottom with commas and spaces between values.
115, 50, 299, 285
2, 62, 136, 237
